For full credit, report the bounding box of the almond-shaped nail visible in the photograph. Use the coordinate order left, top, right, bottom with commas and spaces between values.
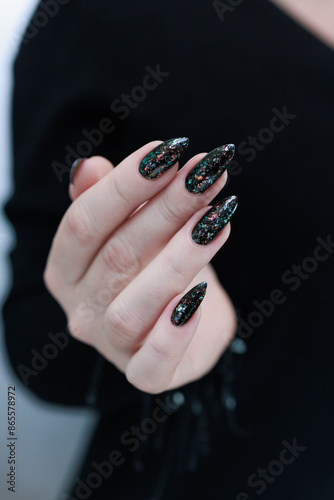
171, 282, 207, 326
139, 137, 189, 179
69, 158, 86, 185
185, 144, 235, 194
192, 195, 238, 245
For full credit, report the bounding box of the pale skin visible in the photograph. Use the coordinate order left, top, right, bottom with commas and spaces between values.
44, 0, 333, 395
271, 0, 334, 50
44, 142, 237, 394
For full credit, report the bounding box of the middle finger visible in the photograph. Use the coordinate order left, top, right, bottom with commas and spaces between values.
84, 144, 235, 295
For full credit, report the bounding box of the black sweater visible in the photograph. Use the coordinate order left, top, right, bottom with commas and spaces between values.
3, 0, 334, 498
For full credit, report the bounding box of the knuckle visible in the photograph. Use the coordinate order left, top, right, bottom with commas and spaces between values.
148, 339, 174, 362
43, 265, 55, 293
124, 366, 139, 389
101, 241, 122, 274
107, 170, 129, 205
163, 254, 188, 284
105, 299, 141, 343
66, 203, 96, 246
67, 316, 92, 345
159, 194, 185, 226
101, 236, 140, 283
67, 317, 84, 340
43, 264, 65, 302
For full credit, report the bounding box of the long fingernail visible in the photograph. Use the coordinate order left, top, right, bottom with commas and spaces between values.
185, 144, 235, 194
69, 158, 86, 185
192, 195, 238, 245
171, 282, 207, 326
139, 137, 189, 179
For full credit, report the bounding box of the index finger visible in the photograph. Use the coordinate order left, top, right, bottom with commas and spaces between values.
45, 138, 189, 286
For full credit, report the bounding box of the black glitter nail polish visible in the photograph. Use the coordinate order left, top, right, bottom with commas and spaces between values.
139, 137, 189, 179
69, 158, 86, 185
185, 144, 235, 194
171, 282, 207, 327
192, 196, 238, 245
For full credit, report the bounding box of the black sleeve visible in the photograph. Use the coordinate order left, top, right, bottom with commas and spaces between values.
2, 1, 141, 412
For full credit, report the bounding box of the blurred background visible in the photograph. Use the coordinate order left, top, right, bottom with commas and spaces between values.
0, 2, 98, 499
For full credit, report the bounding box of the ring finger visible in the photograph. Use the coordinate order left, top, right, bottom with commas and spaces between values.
97, 195, 238, 354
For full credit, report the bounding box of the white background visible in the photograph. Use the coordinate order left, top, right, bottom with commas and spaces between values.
0, 3, 97, 499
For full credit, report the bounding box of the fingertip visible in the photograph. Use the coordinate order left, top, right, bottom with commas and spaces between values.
68, 155, 114, 200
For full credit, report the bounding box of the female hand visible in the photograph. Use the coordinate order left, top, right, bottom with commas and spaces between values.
44, 138, 238, 394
